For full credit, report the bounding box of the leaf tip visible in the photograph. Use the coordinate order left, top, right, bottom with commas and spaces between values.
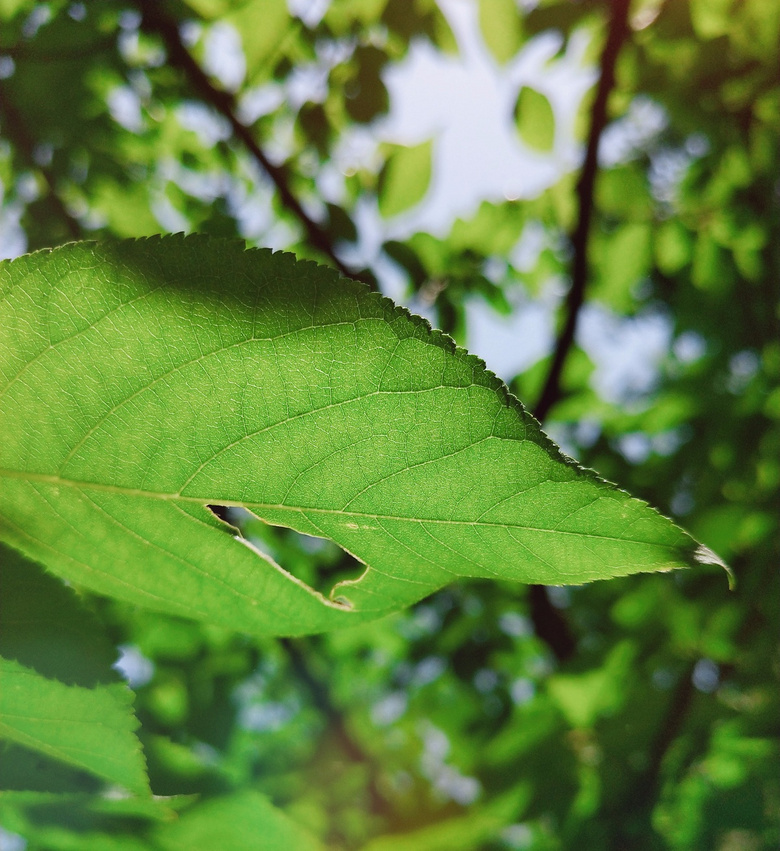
693, 544, 734, 589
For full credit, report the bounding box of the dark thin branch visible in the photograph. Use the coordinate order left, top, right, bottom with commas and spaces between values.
134, 0, 374, 288
528, 585, 576, 661
0, 85, 82, 242
610, 557, 772, 845
280, 637, 387, 818
641, 664, 696, 795
533, 0, 632, 422
527, 0, 632, 664
607, 663, 696, 849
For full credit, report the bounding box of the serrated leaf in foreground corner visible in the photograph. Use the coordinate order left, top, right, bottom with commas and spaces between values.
0, 544, 148, 795
0, 658, 147, 796
0, 237, 725, 636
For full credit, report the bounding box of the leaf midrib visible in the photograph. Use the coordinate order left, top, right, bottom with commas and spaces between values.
0, 467, 679, 548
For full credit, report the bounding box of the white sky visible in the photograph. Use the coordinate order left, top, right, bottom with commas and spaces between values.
335, 0, 675, 407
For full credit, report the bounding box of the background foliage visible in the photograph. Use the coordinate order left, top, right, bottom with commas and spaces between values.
1, 0, 778, 848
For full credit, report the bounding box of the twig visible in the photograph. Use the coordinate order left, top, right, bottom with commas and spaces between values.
134, 0, 375, 288
533, 0, 632, 422
606, 662, 695, 848
609, 556, 773, 846
528, 585, 576, 661
280, 637, 388, 819
527, 0, 633, 663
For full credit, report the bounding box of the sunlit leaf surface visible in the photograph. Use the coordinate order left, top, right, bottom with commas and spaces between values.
0, 237, 720, 635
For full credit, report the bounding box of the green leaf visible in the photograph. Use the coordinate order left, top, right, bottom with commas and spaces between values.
0, 544, 148, 795
0, 790, 185, 851
151, 790, 323, 851
4, 792, 315, 851
592, 222, 652, 310
479, 0, 523, 65
0, 742, 104, 794
547, 641, 635, 728
0, 237, 724, 637
0, 0, 34, 19
378, 139, 433, 218
690, 0, 736, 40
514, 86, 555, 152
228, 0, 291, 82
655, 220, 693, 275
0, 657, 147, 795
345, 45, 389, 123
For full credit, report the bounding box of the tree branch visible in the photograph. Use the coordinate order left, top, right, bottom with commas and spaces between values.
607, 663, 695, 848
528, 584, 576, 661
134, 0, 375, 288
608, 556, 771, 845
280, 637, 388, 818
533, 0, 632, 422
527, 0, 632, 663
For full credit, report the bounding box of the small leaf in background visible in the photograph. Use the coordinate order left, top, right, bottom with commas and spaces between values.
218, 0, 290, 83
479, 0, 523, 65
514, 86, 555, 152
378, 139, 434, 218
655, 219, 693, 275
592, 222, 652, 310
547, 641, 635, 728
0, 743, 103, 794
362, 787, 526, 851
689, 0, 735, 40
152, 790, 323, 851
345, 45, 389, 123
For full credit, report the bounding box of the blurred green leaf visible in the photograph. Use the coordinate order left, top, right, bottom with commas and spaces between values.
0, 544, 118, 687
152, 790, 323, 851
690, 0, 736, 40
221, 0, 291, 81
592, 222, 651, 309
655, 220, 693, 275
345, 45, 389, 123
547, 642, 635, 728
0, 0, 34, 19
479, 0, 523, 65
0, 790, 187, 851
362, 787, 526, 851
378, 139, 433, 218
514, 86, 555, 152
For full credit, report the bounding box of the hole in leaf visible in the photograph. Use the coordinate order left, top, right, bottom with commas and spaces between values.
205, 505, 364, 595
206, 504, 231, 523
